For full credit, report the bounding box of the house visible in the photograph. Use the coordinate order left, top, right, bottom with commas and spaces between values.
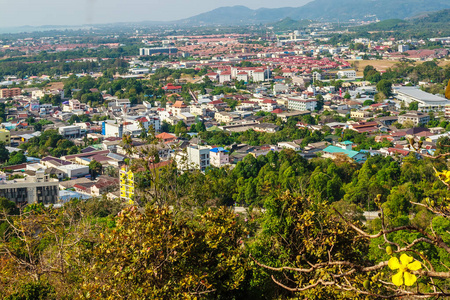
156, 132, 177, 143
322, 141, 366, 163
168, 100, 189, 116
215, 112, 239, 124
349, 122, 380, 134
278, 142, 301, 151
253, 123, 280, 133
351, 111, 373, 119
162, 83, 182, 93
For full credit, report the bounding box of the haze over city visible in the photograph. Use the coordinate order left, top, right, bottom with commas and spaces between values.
0, 0, 312, 27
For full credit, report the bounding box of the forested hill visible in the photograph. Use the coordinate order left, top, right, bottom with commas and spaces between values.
352, 9, 450, 37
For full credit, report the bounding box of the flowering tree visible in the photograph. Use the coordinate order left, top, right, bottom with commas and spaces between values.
252, 177, 450, 298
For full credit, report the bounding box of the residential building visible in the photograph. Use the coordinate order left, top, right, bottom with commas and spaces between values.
253, 123, 280, 133
336, 70, 356, 79
120, 167, 135, 203
277, 142, 301, 151
0, 170, 59, 205
59, 125, 82, 138
0, 88, 21, 98
219, 72, 232, 83
168, 100, 189, 116
287, 97, 317, 111
322, 141, 366, 163
102, 121, 124, 138
162, 83, 182, 93
398, 112, 430, 126
0, 128, 11, 145
215, 112, 239, 124
179, 112, 196, 126
156, 132, 177, 143
57, 164, 90, 178
210, 147, 229, 167
351, 111, 373, 119
177, 145, 210, 172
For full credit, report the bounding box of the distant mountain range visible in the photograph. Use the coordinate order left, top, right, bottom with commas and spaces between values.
180, 0, 450, 25
1, 0, 449, 34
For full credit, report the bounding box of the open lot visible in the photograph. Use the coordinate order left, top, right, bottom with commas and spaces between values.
346, 59, 450, 77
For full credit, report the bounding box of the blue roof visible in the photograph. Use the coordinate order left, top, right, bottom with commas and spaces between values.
323, 145, 361, 158
341, 141, 354, 145
210, 147, 229, 153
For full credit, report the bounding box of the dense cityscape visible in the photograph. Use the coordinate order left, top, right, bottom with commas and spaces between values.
0, 2, 450, 299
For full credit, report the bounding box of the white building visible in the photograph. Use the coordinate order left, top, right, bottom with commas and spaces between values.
210, 147, 229, 167
219, 72, 232, 83
287, 97, 317, 111
176, 145, 210, 172
277, 142, 301, 151
336, 70, 356, 79
59, 125, 82, 138
394, 86, 449, 112
57, 164, 90, 178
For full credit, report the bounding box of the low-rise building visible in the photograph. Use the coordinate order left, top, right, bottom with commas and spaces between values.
351, 111, 373, 119
336, 70, 357, 79
322, 141, 366, 163
398, 112, 430, 126
0, 128, 11, 145
215, 112, 239, 124
277, 142, 301, 151
0, 170, 59, 205
287, 97, 317, 111
394, 86, 449, 112
59, 125, 82, 138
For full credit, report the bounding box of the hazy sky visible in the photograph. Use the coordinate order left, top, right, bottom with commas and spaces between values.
0, 0, 312, 28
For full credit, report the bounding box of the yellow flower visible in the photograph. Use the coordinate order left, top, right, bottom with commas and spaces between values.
388, 253, 422, 286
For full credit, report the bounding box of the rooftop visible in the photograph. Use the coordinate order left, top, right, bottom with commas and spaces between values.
394, 86, 448, 103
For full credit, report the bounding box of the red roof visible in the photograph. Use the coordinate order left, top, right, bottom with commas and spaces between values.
156, 132, 176, 142
172, 100, 187, 108
163, 83, 182, 90
388, 148, 410, 156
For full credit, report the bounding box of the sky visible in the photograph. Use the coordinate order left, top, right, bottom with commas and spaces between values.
0, 0, 312, 28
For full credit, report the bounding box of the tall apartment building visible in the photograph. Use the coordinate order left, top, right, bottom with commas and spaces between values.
0, 88, 21, 98
176, 145, 210, 172
119, 167, 135, 204
0, 170, 59, 205
187, 145, 210, 171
